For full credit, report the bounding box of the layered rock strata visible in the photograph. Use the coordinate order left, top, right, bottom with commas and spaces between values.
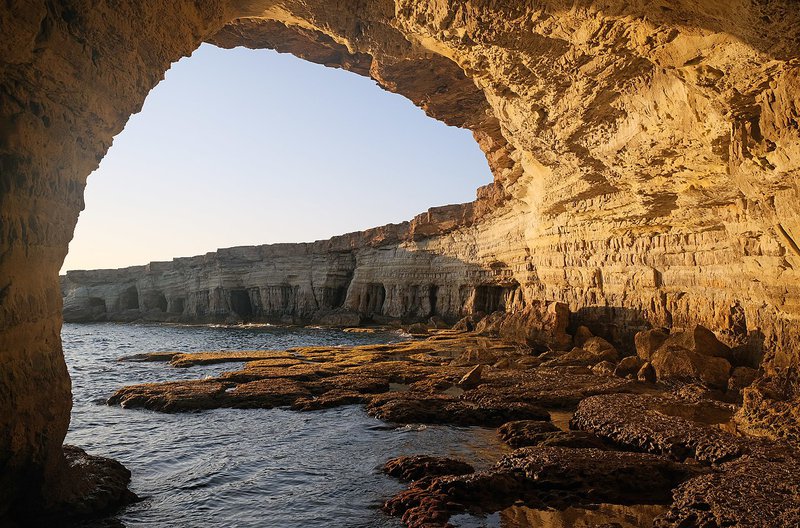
2, 0, 800, 519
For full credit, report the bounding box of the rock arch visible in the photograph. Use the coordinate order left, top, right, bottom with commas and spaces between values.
1, 0, 800, 518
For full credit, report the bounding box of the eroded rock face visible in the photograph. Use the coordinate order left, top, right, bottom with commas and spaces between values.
3, 0, 800, 518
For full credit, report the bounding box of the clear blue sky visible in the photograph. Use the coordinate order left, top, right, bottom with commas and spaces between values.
62, 43, 492, 272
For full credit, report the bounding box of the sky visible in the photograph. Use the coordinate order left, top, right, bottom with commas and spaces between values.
62, 43, 492, 272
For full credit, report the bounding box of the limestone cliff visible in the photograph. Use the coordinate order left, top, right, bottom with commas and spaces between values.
2, 0, 800, 519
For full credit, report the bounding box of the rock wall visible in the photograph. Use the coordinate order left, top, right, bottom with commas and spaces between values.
2, 0, 800, 518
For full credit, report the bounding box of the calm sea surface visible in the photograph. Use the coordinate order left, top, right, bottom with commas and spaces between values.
62, 323, 506, 528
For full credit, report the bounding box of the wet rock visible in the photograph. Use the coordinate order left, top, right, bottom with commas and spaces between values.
383, 455, 474, 482
498, 420, 605, 449
19, 445, 139, 526
366, 392, 550, 427
498, 420, 560, 447
634, 328, 670, 361
572, 393, 741, 464
592, 361, 616, 376
464, 367, 640, 409
291, 390, 367, 411
614, 356, 644, 378
385, 447, 699, 527
457, 365, 483, 389
651, 345, 731, 389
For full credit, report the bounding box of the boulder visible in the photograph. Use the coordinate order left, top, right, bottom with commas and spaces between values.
317, 310, 362, 327
662, 324, 732, 361
651, 346, 731, 389
476, 302, 572, 351
614, 356, 644, 378
634, 328, 669, 361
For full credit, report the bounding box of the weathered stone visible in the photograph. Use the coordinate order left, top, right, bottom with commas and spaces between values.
736, 371, 800, 444
383, 455, 474, 482
457, 365, 483, 389
661, 325, 732, 361
406, 323, 429, 337
614, 356, 645, 378
385, 447, 699, 527
541, 345, 617, 368
498, 420, 605, 450
727, 366, 759, 398
572, 394, 741, 464
367, 392, 550, 427
637, 362, 657, 383
655, 454, 800, 528
651, 346, 732, 389
635, 329, 670, 361
592, 361, 616, 376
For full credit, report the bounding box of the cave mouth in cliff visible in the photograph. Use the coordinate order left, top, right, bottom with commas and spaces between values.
229, 290, 254, 319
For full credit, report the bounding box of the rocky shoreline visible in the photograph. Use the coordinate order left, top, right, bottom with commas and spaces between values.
104, 319, 799, 527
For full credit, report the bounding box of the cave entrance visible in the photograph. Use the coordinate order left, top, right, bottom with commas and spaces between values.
119, 286, 139, 311
474, 285, 510, 314
429, 285, 439, 316
229, 289, 254, 319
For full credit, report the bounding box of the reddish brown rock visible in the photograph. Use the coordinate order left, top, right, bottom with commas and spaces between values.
383, 455, 474, 482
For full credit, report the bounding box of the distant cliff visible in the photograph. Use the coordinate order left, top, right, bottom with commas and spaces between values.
61, 198, 514, 326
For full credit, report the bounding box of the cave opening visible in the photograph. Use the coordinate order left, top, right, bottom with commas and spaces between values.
229, 289, 254, 319
429, 285, 439, 316
119, 286, 139, 311
474, 285, 511, 314
169, 297, 186, 314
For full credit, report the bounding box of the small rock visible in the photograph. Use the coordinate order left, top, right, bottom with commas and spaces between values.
592, 361, 616, 376
637, 362, 656, 383
406, 323, 429, 336
458, 365, 483, 389
614, 356, 644, 378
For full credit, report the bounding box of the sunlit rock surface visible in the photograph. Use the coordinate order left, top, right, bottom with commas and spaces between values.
2, 0, 800, 520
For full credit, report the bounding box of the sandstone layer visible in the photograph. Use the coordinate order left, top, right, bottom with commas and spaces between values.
2, 0, 800, 520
